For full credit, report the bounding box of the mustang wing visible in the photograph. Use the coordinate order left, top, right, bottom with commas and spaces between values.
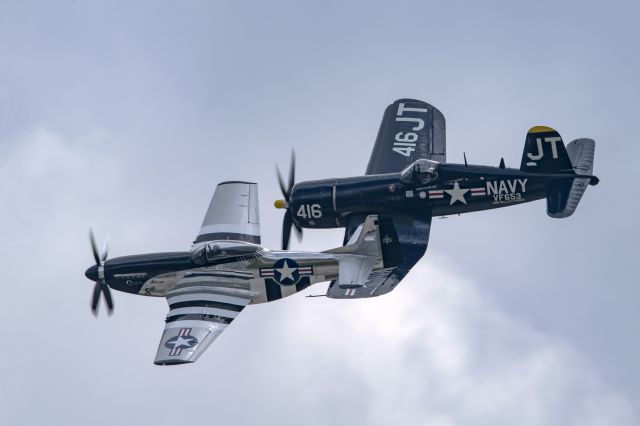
195, 181, 260, 244
154, 279, 253, 365
366, 98, 446, 175
328, 214, 431, 298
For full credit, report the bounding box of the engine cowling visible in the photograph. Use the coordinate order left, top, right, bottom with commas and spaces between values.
279, 160, 438, 234
289, 179, 338, 228
288, 173, 422, 229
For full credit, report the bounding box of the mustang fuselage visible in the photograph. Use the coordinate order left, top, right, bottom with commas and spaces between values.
85, 243, 342, 304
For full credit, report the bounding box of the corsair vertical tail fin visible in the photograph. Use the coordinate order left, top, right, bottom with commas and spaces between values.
520, 126, 574, 174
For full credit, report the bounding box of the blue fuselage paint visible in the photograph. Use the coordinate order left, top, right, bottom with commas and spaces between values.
289, 163, 589, 229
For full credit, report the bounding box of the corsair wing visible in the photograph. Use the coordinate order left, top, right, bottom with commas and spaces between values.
366, 99, 446, 175
328, 214, 431, 298
195, 181, 260, 244
330, 99, 440, 297
154, 279, 253, 365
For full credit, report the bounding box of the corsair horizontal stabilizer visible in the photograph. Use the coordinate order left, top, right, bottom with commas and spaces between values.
547, 138, 597, 218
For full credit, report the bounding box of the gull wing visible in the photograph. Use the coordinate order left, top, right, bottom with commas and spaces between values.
195, 181, 260, 244
330, 99, 441, 298
154, 279, 253, 365
366, 99, 446, 175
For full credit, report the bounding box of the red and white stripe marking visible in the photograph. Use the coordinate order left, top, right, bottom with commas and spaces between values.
260, 266, 313, 277
470, 187, 486, 196
428, 190, 444, 199
260, 269, 275, 277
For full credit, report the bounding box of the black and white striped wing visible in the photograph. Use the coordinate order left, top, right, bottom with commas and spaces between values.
154, 285, 252, 365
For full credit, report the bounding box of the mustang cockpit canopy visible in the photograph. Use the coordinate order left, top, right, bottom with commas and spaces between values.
191, 241, 262, 266
400, 159, 439, 185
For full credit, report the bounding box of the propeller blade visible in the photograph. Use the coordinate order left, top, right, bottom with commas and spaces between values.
88, 229, 114, 316
276, 165, 289, 202
91, 283, 101, 315
287, 150, 296, 195
89, 229, 101, 266
293, 222, 303, 241
101, 240, 109, 263
282, 210, 293, 250
102, 282, 114, 314
277, 150, 299, 250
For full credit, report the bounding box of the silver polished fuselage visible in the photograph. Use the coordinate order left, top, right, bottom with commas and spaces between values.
86, 242, 344, 305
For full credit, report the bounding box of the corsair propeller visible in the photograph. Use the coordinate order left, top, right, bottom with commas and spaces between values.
274, 151, 302, 250
89, 230, 114, 316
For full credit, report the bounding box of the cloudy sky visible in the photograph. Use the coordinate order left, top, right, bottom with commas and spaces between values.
1, 1, 639, 424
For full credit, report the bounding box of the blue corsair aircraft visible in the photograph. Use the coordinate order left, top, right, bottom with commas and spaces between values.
274, 99, 599, 299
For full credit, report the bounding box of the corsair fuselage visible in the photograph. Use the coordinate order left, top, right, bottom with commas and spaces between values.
289, 162, 591, 228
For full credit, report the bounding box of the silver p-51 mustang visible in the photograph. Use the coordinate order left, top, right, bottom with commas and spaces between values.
85, 181, 387, 365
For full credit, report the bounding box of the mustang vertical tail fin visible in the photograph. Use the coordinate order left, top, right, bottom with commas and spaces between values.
520, 126, 574, 173
323, 215, 385, 289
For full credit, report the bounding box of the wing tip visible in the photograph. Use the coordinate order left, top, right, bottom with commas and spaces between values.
154, 358, 194, 366
217, 180, 257, 186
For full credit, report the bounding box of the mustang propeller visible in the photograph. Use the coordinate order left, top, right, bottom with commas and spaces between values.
88, 230, 114, 316
274, 151, 302, 250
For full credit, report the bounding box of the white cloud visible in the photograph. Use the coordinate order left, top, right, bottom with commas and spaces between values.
265, 257, 638, 425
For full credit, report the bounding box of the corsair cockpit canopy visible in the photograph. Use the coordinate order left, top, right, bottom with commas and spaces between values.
400, 159, 439, 184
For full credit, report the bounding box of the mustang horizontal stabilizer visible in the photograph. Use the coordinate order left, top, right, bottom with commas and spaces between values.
547, 138, 597, 218
366, 99, 446, 175
336, 256, 378, 289
324, 215, 383, 288
154, 282, 253, 365
195, 181, 260, 244
327, 214, 431, 298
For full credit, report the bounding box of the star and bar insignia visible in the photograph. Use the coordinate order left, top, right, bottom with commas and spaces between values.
165, 328, 198, 356
259, 258, 313, 285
